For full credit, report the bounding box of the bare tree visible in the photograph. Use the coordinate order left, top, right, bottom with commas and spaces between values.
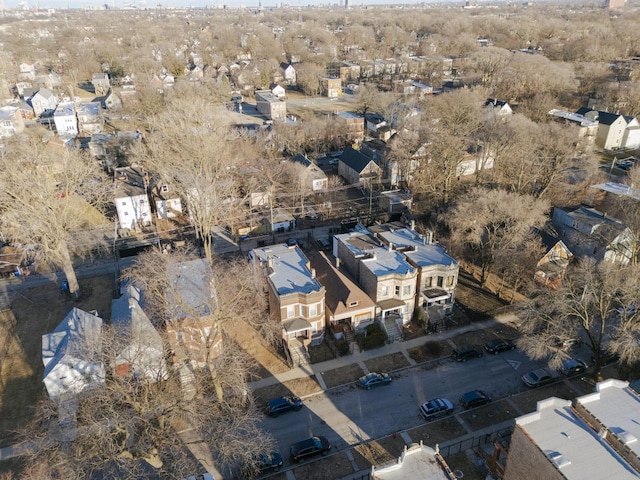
447, 188, 549, 287
0, 137, 111, 298
517, 259, 640, 380
133, 101, 258, 263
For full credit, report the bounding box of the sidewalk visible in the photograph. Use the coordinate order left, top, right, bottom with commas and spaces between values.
249, 312, 519, 392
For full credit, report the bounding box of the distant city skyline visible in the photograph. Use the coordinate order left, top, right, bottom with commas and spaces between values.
2, 0, 462, 11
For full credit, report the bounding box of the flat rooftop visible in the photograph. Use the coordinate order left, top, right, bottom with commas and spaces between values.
375, 227, 458, 268
577, 379, 640, 461
252, 244, 322, 296
516, 397, 640, 479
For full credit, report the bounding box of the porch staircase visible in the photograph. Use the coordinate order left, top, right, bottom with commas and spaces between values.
288, 338, 311, 368
383, 317, 403, 343
343, 323, 355, 343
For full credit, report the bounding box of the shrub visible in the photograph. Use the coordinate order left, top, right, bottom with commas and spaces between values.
358, 323, 387, 351
336, 339, 351, 356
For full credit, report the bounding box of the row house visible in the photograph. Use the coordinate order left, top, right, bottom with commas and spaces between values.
502, 380, 640, 480
111, 283, 168, 383
334, 228, 417, 325
309, 252, 377, 336
250, 244, 326, 349
369, 223, 459, 321
166, 259, 223, 369
113, 166, 153, 233
322, 77, 342, 98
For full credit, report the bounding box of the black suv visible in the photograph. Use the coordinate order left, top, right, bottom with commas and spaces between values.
459, 390, 491, 409
452, 347, 483, 362
290, 436, 331, 462
265, 396, 303, 417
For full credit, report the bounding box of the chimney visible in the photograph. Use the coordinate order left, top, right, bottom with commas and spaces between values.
388, 242, 393, 252
410, 219, 416, 230
311, 268, 316, 278
267, 257, 274, 274
336, 257, 341, 268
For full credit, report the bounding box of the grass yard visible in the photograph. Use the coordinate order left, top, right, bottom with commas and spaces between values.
290, 451, 355, 480
458, 399, 518, 432
251, 376, 323, 406
407, 415, 468, 446
407, 341, 451, 363
445, 451, 488, 480
364, 352, 410, 374
321, 364, 365, 389
352, 435, 407, 470
508, 381, 583, 415
0, 276, 113, 445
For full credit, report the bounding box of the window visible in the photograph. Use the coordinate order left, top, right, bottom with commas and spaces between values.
395, 285, 400, 296
380, 285, 389, 297
286, 305, 295, 319
403, 285, 411, 296
446, 276, 455, 287
308, 303, 318, 317
349, 301, 359, 307
425, 277, 433, 287
437, 276, 444, 287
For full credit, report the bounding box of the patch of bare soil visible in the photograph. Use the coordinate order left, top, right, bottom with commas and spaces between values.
451, 323, 521, 350
445, 452, 488, 480
251, 377, 322, 406
407, 341, 451, 363
225, 319, 289, 381
364, 352, 410, 373
352, 435, 407, 469
454, 270, 512, 322
509, 382, 581, 415
321, 364, 364, 389
407, 416, 468, 446
290, 452, 355, 480
458, 399, 519, 431
0, 276, 113, 445
402, 321, 427, 341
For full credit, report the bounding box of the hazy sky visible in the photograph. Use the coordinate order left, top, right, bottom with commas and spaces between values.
4, 0, 454, 12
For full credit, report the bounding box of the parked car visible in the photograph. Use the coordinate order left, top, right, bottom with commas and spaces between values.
483, 340, 516, 354
560, 358, 588, 376
265, 396, 303, 417
255, 451, 283, 473
184, 474, 214, 480
290, 436, 331, 462
459, 390, 491, 409
452, 347, 483, 362
554, 337, 581, 350
521, 368, 554, 388
420, 398, 454, 421
358, 372, 392, 389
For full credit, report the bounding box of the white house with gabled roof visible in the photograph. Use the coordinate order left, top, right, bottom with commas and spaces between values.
53, 101, 78, 137
42, 308, 105, 401
29, 88, 58, 117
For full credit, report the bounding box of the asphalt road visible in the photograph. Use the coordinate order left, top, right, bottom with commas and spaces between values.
260, 346, 547, 468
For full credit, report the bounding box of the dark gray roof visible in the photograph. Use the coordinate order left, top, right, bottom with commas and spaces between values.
292, 153, 312, 168
575, 108, 623, 126
339, 146, 374, 174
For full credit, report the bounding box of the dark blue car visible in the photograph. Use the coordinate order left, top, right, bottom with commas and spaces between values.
265, 396, 303, 417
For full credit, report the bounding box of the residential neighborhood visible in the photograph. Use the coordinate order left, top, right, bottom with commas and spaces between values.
1, 1, 640, 479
